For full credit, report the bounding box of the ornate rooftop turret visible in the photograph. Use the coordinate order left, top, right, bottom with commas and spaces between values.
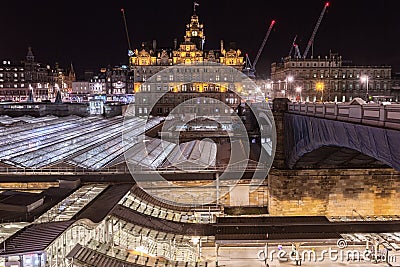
26, 47, 35, 62
184, 11, 205, 50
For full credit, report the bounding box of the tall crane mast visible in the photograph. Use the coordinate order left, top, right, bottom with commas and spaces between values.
303, 2, 330, 59
294, 44, 302, 59
244, 20, 276, 78
253, 20, 276, 70
288, 35, 298, 58
288, 35, 302, 59
121, 8, 133, 57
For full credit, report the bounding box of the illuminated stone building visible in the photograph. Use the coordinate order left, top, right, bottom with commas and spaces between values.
129, 10, 245, 93
271, 53, 392, 102
131, 9, 245, 116
135, 72, 243, 117
0, 48, 75, 102
76, 66, 134, 96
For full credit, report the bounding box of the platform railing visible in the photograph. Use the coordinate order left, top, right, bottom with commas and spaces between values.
287, 102, 400, 130
0, 161, 267, 175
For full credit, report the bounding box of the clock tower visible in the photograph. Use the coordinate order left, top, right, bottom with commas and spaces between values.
184, 13, 205, 50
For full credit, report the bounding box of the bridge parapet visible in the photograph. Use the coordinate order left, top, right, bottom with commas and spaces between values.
288, 102, 400, 130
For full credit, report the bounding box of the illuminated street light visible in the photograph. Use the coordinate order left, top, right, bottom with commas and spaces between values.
285, 75, 294, 90
316, 82, 324, 102
360, 75, 369, 102
285, 75, 294, 99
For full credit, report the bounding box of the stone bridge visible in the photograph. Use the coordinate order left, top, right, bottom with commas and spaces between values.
253, 99, 400, 216
268, 99, 400, 170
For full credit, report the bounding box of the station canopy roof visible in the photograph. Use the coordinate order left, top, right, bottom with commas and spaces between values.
0, 115, 216, 171
0, 115, 163, 170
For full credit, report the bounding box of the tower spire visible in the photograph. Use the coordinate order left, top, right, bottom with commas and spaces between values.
26, 46, 35, 62
185, 6, 205, 51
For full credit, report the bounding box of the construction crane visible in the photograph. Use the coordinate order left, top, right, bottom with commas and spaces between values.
288, 35, 302, 59
288, 35, 298, 58
243, 20, 276, 78
303, 2, 330, 59
121, 8, 134, 57
293, 44, 302, 59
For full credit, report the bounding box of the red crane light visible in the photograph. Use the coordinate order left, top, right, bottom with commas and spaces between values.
271, 20, 276, 25
121, 8, 124, 12
325, 2, 330, 7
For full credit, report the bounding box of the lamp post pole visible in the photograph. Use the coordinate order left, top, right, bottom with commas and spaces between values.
361, 75, 369, 102
286, 75, 294, 100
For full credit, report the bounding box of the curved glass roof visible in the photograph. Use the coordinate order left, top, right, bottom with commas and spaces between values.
0, 116, 164, 170
0, 115, 216, 171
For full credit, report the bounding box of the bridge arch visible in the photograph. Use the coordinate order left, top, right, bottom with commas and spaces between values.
285, 113, 400, 171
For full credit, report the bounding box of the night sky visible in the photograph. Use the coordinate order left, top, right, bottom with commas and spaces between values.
1, 0, 399, 79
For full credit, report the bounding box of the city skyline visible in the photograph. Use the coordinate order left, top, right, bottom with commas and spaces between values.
1, 0, 399, 78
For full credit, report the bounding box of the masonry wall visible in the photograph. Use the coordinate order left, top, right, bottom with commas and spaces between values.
268, 168, 400, 216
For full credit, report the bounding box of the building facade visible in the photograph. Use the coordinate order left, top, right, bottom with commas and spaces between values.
73, 66, 134, 97
271, 54, 392, 102
0, 48, 75, 102
131, 10, 247, 117
392, 72, 400, 101
129, 11, 245, 93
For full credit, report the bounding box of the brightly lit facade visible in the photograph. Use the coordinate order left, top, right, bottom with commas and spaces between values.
134, 65, 245, 117
129, 10, 244, 94
0, 48, 75, 102
271, 53, 392, 102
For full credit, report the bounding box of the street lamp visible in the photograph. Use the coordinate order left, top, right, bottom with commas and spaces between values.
265, 81, 272, 100
278, 80, 283, 97
360, 75, 369, 102
316, 82, 324, 102
286, 75, 294, 100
